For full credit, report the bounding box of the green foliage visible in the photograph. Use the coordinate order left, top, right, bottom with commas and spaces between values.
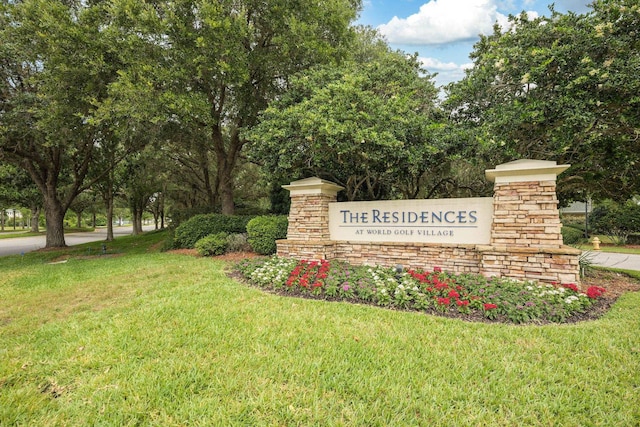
562, 225, 586, 245
246, 29, 444, 201
225, 233, 251, 253
246, 215, 288, 255
444, 2, 640, 203
95, 0, 362, 215
590, 200, 640, 244
173, 214, 252, 249
195, 232, 229, 256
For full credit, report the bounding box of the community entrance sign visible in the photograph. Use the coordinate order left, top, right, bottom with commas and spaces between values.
329, 198, 494, 244
277, 160, 581, 284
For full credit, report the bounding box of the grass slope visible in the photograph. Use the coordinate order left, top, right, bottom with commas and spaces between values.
1, 232, 639, 426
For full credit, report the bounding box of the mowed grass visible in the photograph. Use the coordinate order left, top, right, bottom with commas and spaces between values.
1, 232, 639, 426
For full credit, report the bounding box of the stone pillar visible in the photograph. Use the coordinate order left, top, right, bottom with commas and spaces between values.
481, 160, 581, 284
486, 159, 568, 248
276, 177, 343, 260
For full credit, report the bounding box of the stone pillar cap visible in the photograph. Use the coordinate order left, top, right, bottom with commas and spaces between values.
486, 159, 570, 183
282, 177, 344, 196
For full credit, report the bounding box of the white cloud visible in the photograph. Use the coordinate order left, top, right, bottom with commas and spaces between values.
419, 57, 460, 72
378, 0, 537, 45
418, 57, 474, 87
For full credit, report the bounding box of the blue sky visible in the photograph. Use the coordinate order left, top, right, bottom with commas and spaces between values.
356, 0, 592, 87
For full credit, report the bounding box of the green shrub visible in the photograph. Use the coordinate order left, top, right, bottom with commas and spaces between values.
195, 232, 229, 256
589, 200, 640, 245
246, 215, 288, 255
561, 225, 585, 245
226, 233, 252, 252
174, 214, 253, 248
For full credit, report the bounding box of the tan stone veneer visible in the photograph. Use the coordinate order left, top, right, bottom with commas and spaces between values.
277, 160, 581, 284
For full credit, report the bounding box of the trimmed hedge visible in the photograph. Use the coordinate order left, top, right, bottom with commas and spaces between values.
195, 232, 229, 256
247, 215, 289, 255
174, 214, 253, 249
561, 225, 585, 245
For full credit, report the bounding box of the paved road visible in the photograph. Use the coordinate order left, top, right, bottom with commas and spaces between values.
588, 251, 640, 272
0, 226, 157, 257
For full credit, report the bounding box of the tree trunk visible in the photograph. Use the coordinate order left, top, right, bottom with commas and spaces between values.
218, 167, 235, 215
130, 192, 147, 236
158, 190, 162, 230
1, 209, 4, 231
214, 137, 237, 215
44, 197, 66, 247
76, 211, 83, 228
134, 212, 143, 234
105, 185, 114, 242
131, 203, 143, 235
30, 205, 41, 233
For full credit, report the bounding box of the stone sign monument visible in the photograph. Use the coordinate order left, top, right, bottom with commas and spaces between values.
277, 160, 581, 284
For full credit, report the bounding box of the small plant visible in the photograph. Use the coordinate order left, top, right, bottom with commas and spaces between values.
226, 233, 251, 253
195, 232, 229, 256
579, 250, 595, 278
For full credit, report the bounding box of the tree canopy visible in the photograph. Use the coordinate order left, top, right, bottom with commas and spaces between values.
99, 0, 363, 213
444, 0, 640, 203
0, 0, 123, 246
246, 30, 444, 201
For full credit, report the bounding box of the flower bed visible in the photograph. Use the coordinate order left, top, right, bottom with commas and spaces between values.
236, 257, 606, 324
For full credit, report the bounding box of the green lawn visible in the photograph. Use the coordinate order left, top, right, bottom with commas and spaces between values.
1, 231, 639, 426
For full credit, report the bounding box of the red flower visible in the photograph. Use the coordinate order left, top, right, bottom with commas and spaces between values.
586, 286, 606, 299
448, 290, 460, 298
437, 297, 450, 305
434, 280, 448, 290
456, 300, 469, 307
562, 283, 579, 292
433, 266, 442, 273
312, 282, 323, 288
483, 303, 498, 310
